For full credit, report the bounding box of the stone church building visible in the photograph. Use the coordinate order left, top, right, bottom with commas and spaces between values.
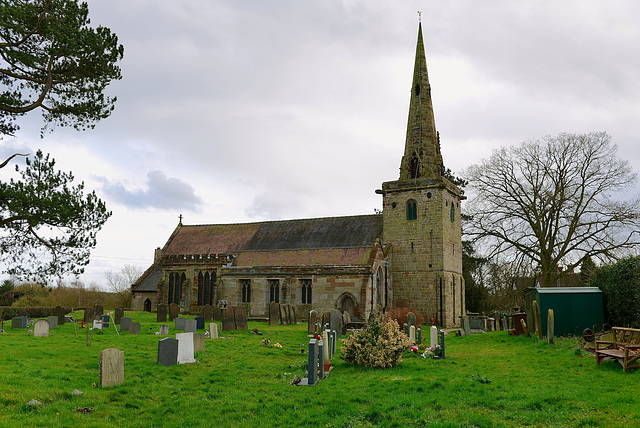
132, 23, 464, 327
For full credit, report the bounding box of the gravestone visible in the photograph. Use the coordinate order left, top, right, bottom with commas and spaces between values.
235, 306, 248, 330
533, 300, 542, 339
176, 332, 196, 364
193, 332, 205, 353
417, 328, 422, 346
406, 312, 416, 328
209, 323, 219, 339
175, 317, 186, 330
285, 305, 293, 325
212, 307, 221, 322
431, 326, 438, 347
318, 340, 325, 379
547, 309, 555, 344
501, 316, 508, 331
300, 339, 318, 386
195, 316, 205, 330
158, 325, 169, 335
308, 310, 318, 333
269, 302, 279, 326
11, 316, 27, 329
169, 303, 179, 321
129, 322, 141, 335
115, 308, 125, 325
33, 319, 50, 337
157, 338, 179, 366
157, 304, 167, 322
279, 304, 288, 326
519, 318, 530, 336
84, 307, 95, 323
120, 317, 132, 332
99, 348, 124, 387
54, 306, 66, 325
331, 330, 336, 357
222, 307, 236, 331
94, 305, 104, 317
100, 314, 110, 328
185, 319, 197, 333
47, 316, 58, 329
409, 325, 416, 344
290, 305, 298, 324
463, 316, 471, 336
437, 330, 446, 360
329, 309, 342, 338
322, 331, 330, 361
321, 311, 331, 328
342, 311, 351, 325
403, 322, 409, 336
203, 304, 212, 322
86, 327, 93, 347
93, 320, 103, 331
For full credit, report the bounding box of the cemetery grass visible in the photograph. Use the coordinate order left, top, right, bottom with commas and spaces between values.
0, 313, 638, 427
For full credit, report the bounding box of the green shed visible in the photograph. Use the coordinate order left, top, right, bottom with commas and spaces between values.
523, 287, 604, 337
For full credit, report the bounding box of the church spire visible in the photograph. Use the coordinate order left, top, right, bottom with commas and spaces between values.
399, 22, 442, 180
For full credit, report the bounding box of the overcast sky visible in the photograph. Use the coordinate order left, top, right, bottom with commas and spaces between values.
2, 0, 639, 288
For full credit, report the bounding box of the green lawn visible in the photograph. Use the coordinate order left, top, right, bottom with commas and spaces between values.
0, 311, 638, 427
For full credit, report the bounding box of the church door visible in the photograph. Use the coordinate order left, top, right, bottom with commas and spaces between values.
144, 298, 151, 312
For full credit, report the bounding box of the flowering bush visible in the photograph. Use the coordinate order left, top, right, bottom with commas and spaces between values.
340, 316, 410, 368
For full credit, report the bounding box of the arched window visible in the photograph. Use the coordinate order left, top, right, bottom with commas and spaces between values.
269, 279, 280, 303
197, 272, 204, 306
209, 271, 217, 306
300, 279, 312, 304
168, 273, 175, 304
450, 203, 455, 222
406, 199, 417, 221
241, 279, 251, 303
168, 272, 183, 304
409, 156, 420, 179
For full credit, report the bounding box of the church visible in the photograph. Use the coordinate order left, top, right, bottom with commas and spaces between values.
132, 23, 465, 327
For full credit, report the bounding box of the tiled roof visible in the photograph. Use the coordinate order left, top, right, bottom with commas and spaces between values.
132, 262, 162, 292
163, 214, 383, 257
234, 247, 374, 267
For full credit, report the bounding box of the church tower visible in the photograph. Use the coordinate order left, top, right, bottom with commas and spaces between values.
378, 22, 464, 327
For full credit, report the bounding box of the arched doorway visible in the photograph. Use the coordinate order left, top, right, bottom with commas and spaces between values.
341, 295, 355, 318
144, 298, 151, 312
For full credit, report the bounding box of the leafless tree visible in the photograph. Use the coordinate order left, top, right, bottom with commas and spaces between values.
464, 132, 640, 288
105, 264, 142, 308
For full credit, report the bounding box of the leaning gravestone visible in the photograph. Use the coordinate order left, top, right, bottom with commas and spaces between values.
33, 319, 50, 337
195, 316, 205, 330
308, 310, 318, 333
54, 306, 66, 325
175, 317, 186, 330
235, 306, 248, 330
169, 303, 179, 321
115, 308, 125, 325
47, 316, 58, 329
284, 305, 292, 325
330, 309, 342, 338
193, 332, 205, 353
99, 348, 124, 387
176, 332, 196, 364
120, 317, 132, 332
157, 338, 178, 367
279, 304, 288, 326
406, 312, 416, 329
203, 304, 212, 322
269, 302, 279, 326
291, 305, 298, 324
222, 307, 236, 332
129, 322, 141, 335
184, 319, 197, 333
157, 304, 167, 322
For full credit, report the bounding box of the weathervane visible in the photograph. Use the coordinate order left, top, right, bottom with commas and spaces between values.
418, 11, 422, 22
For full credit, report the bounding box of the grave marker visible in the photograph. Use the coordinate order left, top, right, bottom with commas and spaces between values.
93, 320, 103, 331
406, 312, 416, 328
203, 304, 212, 322
195, 316, 205, 330
169, 303, 179, 321
330, 309, 342, 338
47, 316, 58, 329
318, 340, 325, 379
547, 309, 555, 344
157, 338, 178, 366
417, 328, 422, 346
532, 300, 542, 339
235, 306, 248, 330
11, 316, 27, 329
129, 322, 141, 335
463, 315, 471, 336
193, 332, 205, 353
185, 319, 197, 333
54, 306, 66, 325
409, 325, 416, 344
115, 308, 124, 325
33, 319, 50, 337
120, 317, 132, 332
157, 304, 167, 322
279, 304, 288, 326
308, 310, 318, 333
100, 314, 110, 328
301, 339, 318, 386
430, 326, 438, 347
99, 348, 124, 387
290, 305, 298, 324
176, 332, 196, 364
222, 307, 236, 331
83, 307, 95, 323
209, 322, 219, 339
94, 305, 104, 317
175, 317, 186, 330
269, 302, 279, 326
158, 325, 169, 335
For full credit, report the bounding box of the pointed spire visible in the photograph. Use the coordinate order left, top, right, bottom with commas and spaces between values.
399, 22, 443, 180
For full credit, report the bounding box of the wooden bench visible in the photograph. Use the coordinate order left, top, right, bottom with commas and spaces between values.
595, 327, 640, 372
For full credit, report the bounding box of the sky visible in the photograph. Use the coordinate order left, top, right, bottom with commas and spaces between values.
1, 0, 639, 288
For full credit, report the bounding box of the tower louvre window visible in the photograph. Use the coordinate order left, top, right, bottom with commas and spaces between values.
415, 83, 420, 96
406, 199, 417, 220
409, 156, 420, 179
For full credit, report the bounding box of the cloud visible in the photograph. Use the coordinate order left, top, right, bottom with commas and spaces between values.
101, 170, 203, 212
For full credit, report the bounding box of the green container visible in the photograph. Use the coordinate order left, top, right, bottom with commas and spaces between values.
523, 287, 604, 337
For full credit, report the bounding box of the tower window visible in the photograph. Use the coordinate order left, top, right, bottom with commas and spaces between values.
450, 203, 455, 222
409, 156, 420, 179
415, 83, 420, 96
406, 199, 417, 220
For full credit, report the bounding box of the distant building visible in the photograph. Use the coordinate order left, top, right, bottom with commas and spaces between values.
132, 23, 464, 326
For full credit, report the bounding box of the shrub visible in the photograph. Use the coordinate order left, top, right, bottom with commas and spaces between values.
340, 316, 410, 368
589, 256, 640, 328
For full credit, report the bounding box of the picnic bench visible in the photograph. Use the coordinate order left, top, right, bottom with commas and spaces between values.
595, 327, 640, 372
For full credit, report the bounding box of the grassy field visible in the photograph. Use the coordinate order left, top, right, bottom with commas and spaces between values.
0, 311, 638, 427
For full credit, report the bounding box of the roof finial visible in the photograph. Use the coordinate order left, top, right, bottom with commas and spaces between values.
417, 10, 422, 23
178, 214, 183, 225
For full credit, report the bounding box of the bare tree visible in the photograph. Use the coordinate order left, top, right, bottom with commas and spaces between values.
464, 132, 640, 288
105, 265, 142, 308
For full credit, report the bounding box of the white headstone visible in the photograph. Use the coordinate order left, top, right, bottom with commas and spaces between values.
322, 331, 330, 361
409, 325, 416, 344
176, 332, 196, 364
209, 323, 219, 339
33, 319, 50, 337
430, 326, 438, 347
93, 320, 103, 331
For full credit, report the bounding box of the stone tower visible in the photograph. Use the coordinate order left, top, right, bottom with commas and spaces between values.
377, 23, 464, 327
